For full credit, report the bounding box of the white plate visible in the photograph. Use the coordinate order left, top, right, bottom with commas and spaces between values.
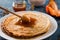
0, 11, 58, 40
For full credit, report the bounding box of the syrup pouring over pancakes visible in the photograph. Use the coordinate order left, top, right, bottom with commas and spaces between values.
0, 6, 37, 25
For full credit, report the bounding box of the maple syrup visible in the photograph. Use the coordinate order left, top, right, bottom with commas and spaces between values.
13, 0, 26, 12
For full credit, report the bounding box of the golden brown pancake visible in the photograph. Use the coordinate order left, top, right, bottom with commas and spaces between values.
1, 12, 50, 38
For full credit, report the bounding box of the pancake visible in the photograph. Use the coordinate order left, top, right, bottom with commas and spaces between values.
1, 12, 50, 38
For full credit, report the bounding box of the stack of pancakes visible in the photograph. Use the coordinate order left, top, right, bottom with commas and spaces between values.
1, 12, 50, 38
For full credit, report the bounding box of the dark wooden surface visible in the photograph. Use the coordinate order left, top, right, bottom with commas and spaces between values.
0, 0, 60, 40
